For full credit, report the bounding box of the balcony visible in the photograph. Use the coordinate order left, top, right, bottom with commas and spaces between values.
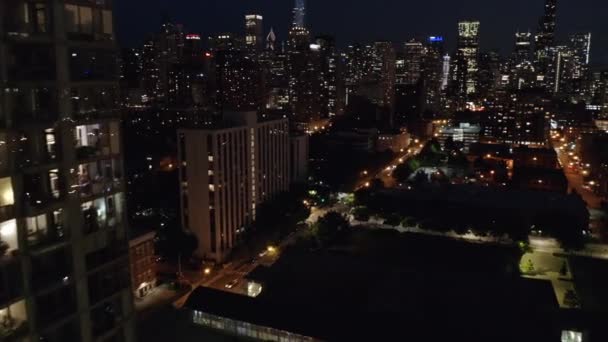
77, 159, 123, 199
7, 44, 56, 81
0, 300, 28, 341
27, 224, 68, 251
3, 1, 51, 39
75, 123, 120, 161
71, 87, 119, 121
87, 263, 129, 306
81, 193, 124, 235
35, 285, 77, 329
30, 248, 73, 292
90, 297, 123, 338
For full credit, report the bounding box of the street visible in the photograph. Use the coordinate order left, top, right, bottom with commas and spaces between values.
355, 141, 425, 190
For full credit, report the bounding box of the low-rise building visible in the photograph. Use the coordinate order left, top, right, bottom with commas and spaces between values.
376, 130, 411, 152
437, 122, 481, 152
129, 231, 157, 298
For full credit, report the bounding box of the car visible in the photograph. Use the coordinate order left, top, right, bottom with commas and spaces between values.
225, 279, 239, 289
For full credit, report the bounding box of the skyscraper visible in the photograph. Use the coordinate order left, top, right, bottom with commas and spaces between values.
0, 1, 135, 340
535, 0, 558, 55
451, 20, 480, 104
293, 0, 306, 29
403, 39, 425, 85
245, 14, 264, 52
514, 31, 533, 63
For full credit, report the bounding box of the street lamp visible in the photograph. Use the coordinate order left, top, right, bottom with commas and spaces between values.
204, 267, 211, 275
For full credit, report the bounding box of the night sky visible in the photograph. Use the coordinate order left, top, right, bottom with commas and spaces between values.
115, 0, 608, 65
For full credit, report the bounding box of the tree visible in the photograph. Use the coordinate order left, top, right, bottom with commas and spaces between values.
393, 163, 414, 183
383, 213, 401, 227
313, 211, 350, 246
523, 259, 535, 274
353, 207, 371, 222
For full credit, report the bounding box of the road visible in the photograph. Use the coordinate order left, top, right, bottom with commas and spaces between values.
355, 142, 425, 190
553, 139, 602, 209
173, 209, 327, 309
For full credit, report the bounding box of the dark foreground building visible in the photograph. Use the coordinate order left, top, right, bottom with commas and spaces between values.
183, 243, 561, 341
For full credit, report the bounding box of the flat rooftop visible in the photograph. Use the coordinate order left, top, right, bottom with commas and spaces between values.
185, 230, 561, 341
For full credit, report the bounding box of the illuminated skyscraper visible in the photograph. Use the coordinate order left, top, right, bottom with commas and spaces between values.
266, 28, 277, 51
441, 54, 451, 90
403, 39, 425, 85
453, 20, 480, 98
515, 31, 533, 63
293, 0, 306, 28
535, 0, 558, 55
245, 14, 264, 51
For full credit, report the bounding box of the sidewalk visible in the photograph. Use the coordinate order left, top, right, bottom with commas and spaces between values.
135, 283, 190, 316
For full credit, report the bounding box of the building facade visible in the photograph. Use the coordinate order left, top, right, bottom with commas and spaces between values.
0, 1, 135, 340
178, 112, 291, 263
129, 231, 156, 299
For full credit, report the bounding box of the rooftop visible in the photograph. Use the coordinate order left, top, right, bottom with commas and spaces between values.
185, 230, 561, 341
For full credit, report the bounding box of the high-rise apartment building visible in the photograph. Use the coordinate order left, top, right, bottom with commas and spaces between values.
372, 41, 396, 113
314, 35, 342, 118
178, 112, 292, 262
482, 90, 550, 146
0, 1, 135, 341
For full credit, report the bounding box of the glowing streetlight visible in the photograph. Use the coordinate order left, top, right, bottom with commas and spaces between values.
204, 267, 212, 275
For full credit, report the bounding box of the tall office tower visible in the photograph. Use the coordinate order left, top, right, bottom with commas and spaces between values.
0, 1, 135, 341
287, 0, 318, 124
422, 36, 446, 112
343, 44, 375, 105
455, 20, 480, 97
245, 14, 264, 52
403, 39, 425, 85
567, 33, 592, 98
372, 41, 396, 113
535, 0, 558, 56
514, 32, 533, 63
477, 51, 501, 99
293, 0, 306, 28
545, 45, 574, 95
441, 54, 451, 90
314, 36, 342, 118
120, 48, 144, 105
266, 28, 277, 51
595, 71, 608, 119
215, 49, 262, 112
141, 37, 161, 102
178, 112, 292, 263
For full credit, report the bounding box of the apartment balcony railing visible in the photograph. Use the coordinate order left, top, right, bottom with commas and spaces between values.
27, 225, 69, 251
78, 177, 122, 199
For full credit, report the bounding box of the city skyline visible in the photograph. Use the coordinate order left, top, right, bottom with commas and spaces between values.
115, 0, 608, 65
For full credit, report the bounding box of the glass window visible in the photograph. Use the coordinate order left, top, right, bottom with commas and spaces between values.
0, 219, 18, 251
102, 10, 113, 34
0, 178, 14, 206
64, 5, 78, 32
80, 7, 93, 33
